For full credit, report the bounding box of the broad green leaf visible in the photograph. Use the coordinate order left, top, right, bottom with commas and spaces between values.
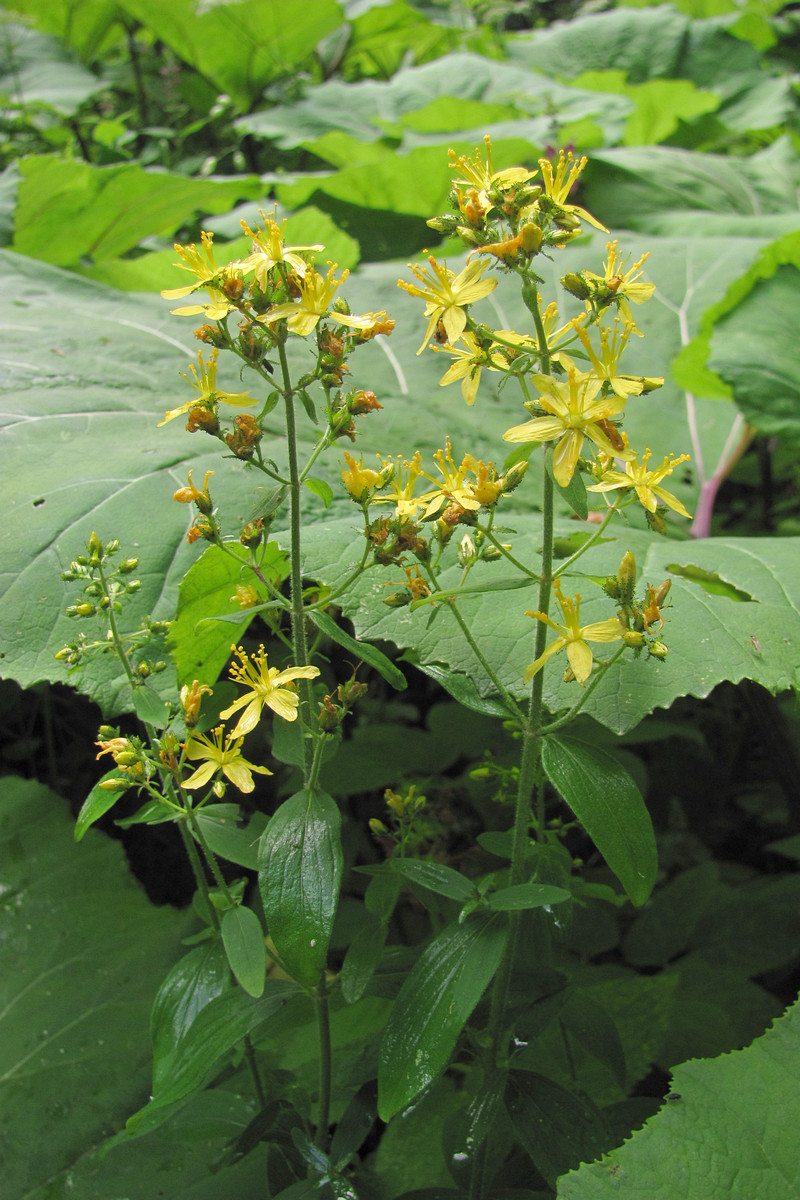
150, 940, 229, 1092
74, 769, 132, 839
258, 788, 343, 988
378, 913, 507, 1120
557, 996, 800, 1199
4, 0, 123, 61
581, 141, 800, 231
485, 882, 571, 912
117, 0, 343, 108
0, 20, 104, 115
192, 803, 268, 870
221, 905, 267, 998
304, 476, 333, 507
371, 1078, 467, 1195
708, 264, 800, 444
570, 72, 719, 145
12, 155, 262, 268
169, 542, 289, 689
338, 0, 461, 81
307, 607, 407, 690
541, 735, 657, 906
122, 979, 299, 1139
505, 1070, 610, 1187
0, 776, 192, 1198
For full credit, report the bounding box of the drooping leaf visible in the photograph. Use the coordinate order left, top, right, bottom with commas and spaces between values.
74, 769, 132, 839
541, 735, 657, 906
221, 904, 267, 998
0, 20, 104, 115
378, 913, 507, 1120
307, 607, 407, 690
150, 940, 230, 1092
192, 803, 269, 870
258, 788, 343, 988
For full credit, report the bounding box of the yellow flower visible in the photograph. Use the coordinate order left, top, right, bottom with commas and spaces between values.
240, 209, 324, 289
341, 452, 384, 503
173, 469, 214, 510
588, 449, 692, 518
398, 256, 497, 354
375, 452, 437, 520
567, 319, 663, 399
447, 136, 538, 227
524, 583, 624, 685
503, 368, 635, 488
161, 231, 228, 300
182, 725, 271, 794
180, 680, 213, 727
584, 242, 656, 327
158, 350, 254, 426
422, 440, 483, 517
538, 151, 608, 233
166, 281, 242, 321
220, 645, 321, 736
259, 263, 382, 337
434, 331, 508, 405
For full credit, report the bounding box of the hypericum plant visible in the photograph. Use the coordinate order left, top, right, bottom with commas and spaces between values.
58, 139, 691, 1196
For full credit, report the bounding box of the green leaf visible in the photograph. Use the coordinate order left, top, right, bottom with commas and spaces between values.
541, 735, 657, 906
0, 777, 192, 1198
506, 1070, 610, 1187
192, 804, 268, 870
485, 883, 571, 912
557, 997, 800, 1199
709, 263, 800, 444
374, 857, 475, 902
74, 770, 132, 839
221, 905, 267, 998
0, 20, 104, 115
378, 914, 507, 1120
546, 446, 588, 521
304, 476, 333, 507
307, 607, 407, 690
340, 913, 389, 1005
117, 0, 343, 108
123, 980, 299, 1140
132, 683, 170, 728
150, 941, 229, 1092
12, 155, 261, 268
258, 788, 343, 988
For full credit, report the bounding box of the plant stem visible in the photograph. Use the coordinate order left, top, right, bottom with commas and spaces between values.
277, 339, 315, 781
314, 975, 333, 1151
470, 294, 557, 1200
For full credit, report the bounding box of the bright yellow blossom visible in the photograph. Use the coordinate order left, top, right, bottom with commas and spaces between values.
524, 583, 624, 685
448, 135, 538, 226
503, 368, 635, 488
567, 320, 663, 399
158, 350, 254, 426
434, 331, 509, 405
220, 645, 321, 736
584, 242, 656, 327
240, 209, 324, 288
342, 452, 384, 503
182, 725, 271, 794
259, 264, 382, 337
538, 151, 608, 233
161, 231, 230, 300
588, 448, 692, 518
398, 256, 497, 354
173, 469, 214, 509
375, 452, 437, 520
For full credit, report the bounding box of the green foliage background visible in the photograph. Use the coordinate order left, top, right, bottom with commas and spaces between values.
1, 0, 799, 1196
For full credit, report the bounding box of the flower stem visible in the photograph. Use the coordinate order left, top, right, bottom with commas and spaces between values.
277, 339, 315, 781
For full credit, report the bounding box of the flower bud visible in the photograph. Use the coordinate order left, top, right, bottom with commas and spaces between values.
616, 552, 637, 608
561, 272, 592, 300
98, 777, 130, 791
118, 558, 139, 574
623, 631, 645, 648
648, 640, 668, 660
383, 590, 411, 608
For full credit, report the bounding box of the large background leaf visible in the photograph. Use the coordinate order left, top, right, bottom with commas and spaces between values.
0, 776, 192, 1197
557, 996, 800, 1198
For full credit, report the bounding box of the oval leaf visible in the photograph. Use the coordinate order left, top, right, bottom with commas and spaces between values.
486, 882, 571, 911
74, 771, 131, 840
222, 904, 267, 997
541, 734, 657, 906
383, 858, 475, 902
192, 803, 268, 869
505, 1069, 610, 1186
378, 914, 507, 1121
150, 940, 229, 1091
258, 788, 343, 988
